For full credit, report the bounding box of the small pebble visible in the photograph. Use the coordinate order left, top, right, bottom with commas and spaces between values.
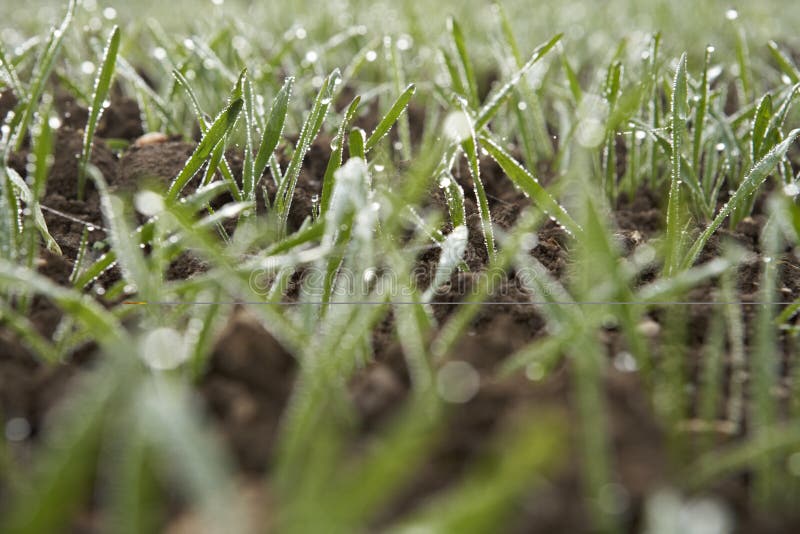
637, 319, 661, 338
134, 132, 168, 147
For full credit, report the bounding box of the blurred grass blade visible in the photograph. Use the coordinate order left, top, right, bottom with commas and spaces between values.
364, 83, 415, 152
77, 25, 120, 200
767, 40, 800, 84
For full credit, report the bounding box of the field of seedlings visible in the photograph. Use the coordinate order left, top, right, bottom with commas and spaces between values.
3, 0, 800, 532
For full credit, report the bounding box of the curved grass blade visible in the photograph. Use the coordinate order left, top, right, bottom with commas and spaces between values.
77, 26, 120, 200
751, 94, 773, 161
479, 135, 581, 236
6, 167, 60, 255
682, 128, 800, 269
364, 83, 415, 152
462, 128, 495, 259
252, 77, 294, 193
475, 33, 562, 130
166, 70, 246, 201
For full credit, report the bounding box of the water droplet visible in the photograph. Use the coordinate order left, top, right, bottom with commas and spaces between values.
715, 142, 726, 152
48, 116, 62, 129
725, 8, 739, 20
784, 183, 800, 196
295, 27, 307, 40
635, 130, 647, 141
123, 284, 137, 293
437, 361, 480, 403
102, 7, 117, 20
374, 164, 385, 172
304, 50, 318, 63
152, 47, 167, 60
211, 0, 224, 5
517, 101, 528, 111
86, 225, 95, 232
365, 50, 377, 62
80, 61, 95, 75
396, 35, 412, 51
706, 45, 716, 54
782, 74, 792, 85
439, 176, 451, 189
614, 351, 638, 372
183, 38, 195, 50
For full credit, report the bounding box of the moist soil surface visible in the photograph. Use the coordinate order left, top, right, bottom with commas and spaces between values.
3, 90, 800, 533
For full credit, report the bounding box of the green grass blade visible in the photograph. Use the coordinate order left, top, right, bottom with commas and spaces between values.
682, 129, 800, 269
664, 53, 688, 276
320, 95, 360, 215
475, 33, 562, 130
11, 0, 76, 153
767, 40, 800, 84
692, 45, 713, 171
77, 26, 120, 200
349, 127, 366, 160
364, 83, 415, 152
751, 94, 773, 161
447, 17, 479, 107
166, 70, 246, 200
480, 135, 581, 236
252, 77, 294, 193
275, 69, 339, 232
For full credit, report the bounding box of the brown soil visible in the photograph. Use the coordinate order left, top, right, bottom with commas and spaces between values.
3, 94, 800, 534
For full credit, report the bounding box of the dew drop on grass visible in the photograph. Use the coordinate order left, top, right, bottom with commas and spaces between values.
374, 164, 385, 172
439, 176, 451, 189
782, 74, 793, 85
784, 183, 800, 196
80, 61, 95, 74
365, 50, 377, 62
635, 130, 647, 142
140, 327, 189, 371
304, 50, 318, 64
442, 110, 473, 143
102, 7, 117, 20
48, 116, 62, 129
517, 101, 528, 111
525, 362, 545, 381
725, 8, 739, 20
715, 142, 726, 152
436, 360, 480, 403
706, 45, 716, 54
295, 27, 307, 40
613, 351, 638, 372
211, 0, 224, 5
